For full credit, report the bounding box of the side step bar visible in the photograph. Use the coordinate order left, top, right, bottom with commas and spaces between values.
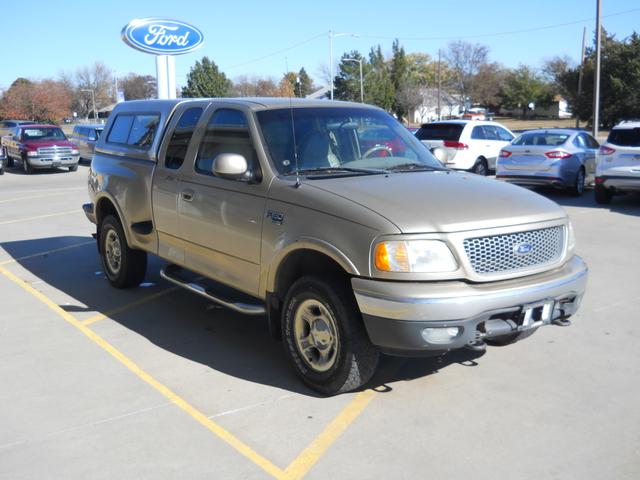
160, 265, 266, 316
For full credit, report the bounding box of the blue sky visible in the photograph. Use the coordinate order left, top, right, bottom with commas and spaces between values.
3, 0, 639, 91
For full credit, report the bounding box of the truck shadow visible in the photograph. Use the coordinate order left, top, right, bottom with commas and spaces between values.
2, 235, 484, 397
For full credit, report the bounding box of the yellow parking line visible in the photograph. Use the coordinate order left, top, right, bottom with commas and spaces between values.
0, 240, 95, 266
283, 390, 376, 479
81, 286, 180, 326
0, 264, 286, 479
0, 210, 78, 226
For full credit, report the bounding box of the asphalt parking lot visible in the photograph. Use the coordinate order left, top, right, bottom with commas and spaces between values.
0, 165, 638, 480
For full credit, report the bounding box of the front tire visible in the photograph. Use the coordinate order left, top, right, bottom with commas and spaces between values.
99, 215, 147, 289
68, 165, 78, 172
22, 155, 33, 174
282, 276, 379, 395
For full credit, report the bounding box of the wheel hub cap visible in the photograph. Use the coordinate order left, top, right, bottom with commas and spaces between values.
294, 299, 339, 372
104, 229, 122, 274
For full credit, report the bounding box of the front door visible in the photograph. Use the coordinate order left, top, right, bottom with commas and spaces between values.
179, 107, 267, 297
153, 103, 206, 264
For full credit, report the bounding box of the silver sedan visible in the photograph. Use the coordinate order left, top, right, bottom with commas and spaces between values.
496, 129, 599, 196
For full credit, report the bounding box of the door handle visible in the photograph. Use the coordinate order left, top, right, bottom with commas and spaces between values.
181, 189, 194, 202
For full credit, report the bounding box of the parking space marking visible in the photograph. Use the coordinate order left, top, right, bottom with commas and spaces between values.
0, 209, 78, 226
0, 264, 286, 479
0, 240, 95, 266
283, 390, 376, 479
0, 190, 86, 204
81, 286, 180, 326
1, 260, 380, 479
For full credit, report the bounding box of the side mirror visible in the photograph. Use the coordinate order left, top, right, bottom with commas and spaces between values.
213, 153, 249, 180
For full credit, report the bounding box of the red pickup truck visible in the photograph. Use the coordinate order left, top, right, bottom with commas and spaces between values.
3, 124, 80, 173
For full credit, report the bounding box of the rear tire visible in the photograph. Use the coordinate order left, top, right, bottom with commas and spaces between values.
595, 184, 612, 204
99, 215, 147, 289
570, 167, 585, 196
282, 276, 379, 395
471, 158, 488, 176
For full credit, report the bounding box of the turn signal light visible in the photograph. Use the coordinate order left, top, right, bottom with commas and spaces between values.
499, 150, 512, 158
544, 150, 572, 159
443, 141, 469, 150
599, 145, 616, 155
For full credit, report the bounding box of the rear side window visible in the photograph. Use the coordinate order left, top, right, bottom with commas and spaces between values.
165, 107, 203, 170
607, 128, 640, 147
415, 123, 464, 141
495, 126, 514, 141
471, 125, 487, 139
513, 132, 569, 146
107, 114, 160, 149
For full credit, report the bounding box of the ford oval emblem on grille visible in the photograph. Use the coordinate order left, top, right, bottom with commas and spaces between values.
513, 242, 534, 255
121, 18, 204, 55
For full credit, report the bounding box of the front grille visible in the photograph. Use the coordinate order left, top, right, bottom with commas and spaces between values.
37, 146, 73, 156
463, 226, 564, 275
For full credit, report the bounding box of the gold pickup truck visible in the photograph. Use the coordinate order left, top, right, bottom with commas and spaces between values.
83, 98, 588, 395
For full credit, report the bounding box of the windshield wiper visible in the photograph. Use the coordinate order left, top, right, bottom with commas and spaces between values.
386, 163, 446, 172
296, 167, 387, 177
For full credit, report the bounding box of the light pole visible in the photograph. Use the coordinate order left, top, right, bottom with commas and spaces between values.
592, 0, 602, 139
81, 88, 97, 123
343, 58, 364, 102
329, 30, 359, 100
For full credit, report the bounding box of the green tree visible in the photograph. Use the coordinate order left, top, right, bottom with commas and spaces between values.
364, 46, 394, 111
500, 65, 553, 118
334, 50, 367, 102
558, 31, 640, 127
182, 56, 231, 98
297, 68, 315, 97
390, 39, 409, 120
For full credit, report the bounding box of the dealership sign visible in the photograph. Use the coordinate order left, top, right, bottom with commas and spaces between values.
121, 18, 204, 55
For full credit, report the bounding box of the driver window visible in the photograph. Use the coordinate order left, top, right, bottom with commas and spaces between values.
195, 109, 259, 178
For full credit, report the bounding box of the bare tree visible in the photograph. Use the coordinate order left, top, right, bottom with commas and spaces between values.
120, 73, 156, 100
443, 41, 489, 104
74, 62, 113, 117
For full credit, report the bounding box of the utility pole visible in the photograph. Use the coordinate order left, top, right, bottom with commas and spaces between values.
437, 49, 442, 121
592, 0, 602, 139
576, 27, 587, 129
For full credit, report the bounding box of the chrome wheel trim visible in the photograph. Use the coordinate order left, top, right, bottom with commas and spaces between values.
104, 229, 122, 275
293, 299, 339, 373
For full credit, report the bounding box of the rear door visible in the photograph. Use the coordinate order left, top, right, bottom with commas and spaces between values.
178, 106, 267, 297
153, 103, 206, 265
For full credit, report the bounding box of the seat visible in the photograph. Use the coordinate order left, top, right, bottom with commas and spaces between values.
298, 130, 331, 170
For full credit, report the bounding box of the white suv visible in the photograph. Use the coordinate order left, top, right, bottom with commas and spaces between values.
595, 121, 640, 204
415, 120, 515, 175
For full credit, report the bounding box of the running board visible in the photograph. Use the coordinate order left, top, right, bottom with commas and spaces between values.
160, 265, 266, 316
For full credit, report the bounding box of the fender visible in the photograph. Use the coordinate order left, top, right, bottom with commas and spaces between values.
94, 191, 132, 245
265, 236, 360, 294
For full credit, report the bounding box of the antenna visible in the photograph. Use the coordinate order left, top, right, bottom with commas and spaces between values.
285, 57, 301, 187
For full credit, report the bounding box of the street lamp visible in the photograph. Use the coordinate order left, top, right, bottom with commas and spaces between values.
343, 58, 364, 103
81, 88, 97, 123
329, 30, 359, 100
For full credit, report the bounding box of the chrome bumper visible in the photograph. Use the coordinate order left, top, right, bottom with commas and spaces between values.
352, 255, 588, 355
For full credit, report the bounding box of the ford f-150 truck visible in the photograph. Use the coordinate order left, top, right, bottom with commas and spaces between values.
4, 124, 80, 173
83, 98, 588, 395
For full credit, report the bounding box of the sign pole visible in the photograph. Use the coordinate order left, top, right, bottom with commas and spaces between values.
167, 55, 176, 99
156, 55, 169, 99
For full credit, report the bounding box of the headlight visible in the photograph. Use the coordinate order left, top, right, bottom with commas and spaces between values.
72, 149, 79, 155
567, 221, 576, 253
26, 150, 39, 157
374, 240, 458, 273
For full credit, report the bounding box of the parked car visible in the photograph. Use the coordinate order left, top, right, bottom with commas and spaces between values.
0, 119, 33, 138
0, 145, 6, 175
595, 120, 640, 204
83, 98, 587, 395
415, 120, 515, 175
4, 124, 80, 173
496, 129, 598, 196
70, 124, 104, 163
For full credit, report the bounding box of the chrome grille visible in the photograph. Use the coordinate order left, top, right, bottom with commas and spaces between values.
37, 146, 73, 156
463, 226, 564, 275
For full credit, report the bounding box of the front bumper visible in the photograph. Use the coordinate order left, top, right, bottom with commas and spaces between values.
26, 154, 79, 168
352, 255, 588, 355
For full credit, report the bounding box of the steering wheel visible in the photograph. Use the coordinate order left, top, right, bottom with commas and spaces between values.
362, 145, 393, 158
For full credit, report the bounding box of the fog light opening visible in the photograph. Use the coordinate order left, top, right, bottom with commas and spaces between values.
421, 327, 461, 344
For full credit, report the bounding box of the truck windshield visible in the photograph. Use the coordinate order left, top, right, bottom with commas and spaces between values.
22, 128, 66, 141
256, 107, 445, 175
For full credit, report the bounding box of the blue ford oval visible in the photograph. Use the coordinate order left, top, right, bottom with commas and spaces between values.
513, 243, 534, 255
121, 18, 204, 55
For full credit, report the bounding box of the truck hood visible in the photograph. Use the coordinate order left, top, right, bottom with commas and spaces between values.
305, 170, 566, 233
23, 140, 76, 149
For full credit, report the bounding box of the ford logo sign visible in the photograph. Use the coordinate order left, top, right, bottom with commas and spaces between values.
121, 18, 204, 55
513, 242, 534, 255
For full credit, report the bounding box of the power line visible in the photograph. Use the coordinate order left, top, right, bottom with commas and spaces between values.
358, 7, 640, 41
224, 33, 326, 70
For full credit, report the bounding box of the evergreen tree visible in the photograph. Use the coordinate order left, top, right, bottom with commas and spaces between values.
390, 39, 409, 120
181, 57, 231, 98
364, 46, 394, 111
334, 51, 367, 102
297, 67, 315, 97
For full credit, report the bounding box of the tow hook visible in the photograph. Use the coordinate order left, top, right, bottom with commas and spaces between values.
553, 317, 572, 327
465, 339, 487, 352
